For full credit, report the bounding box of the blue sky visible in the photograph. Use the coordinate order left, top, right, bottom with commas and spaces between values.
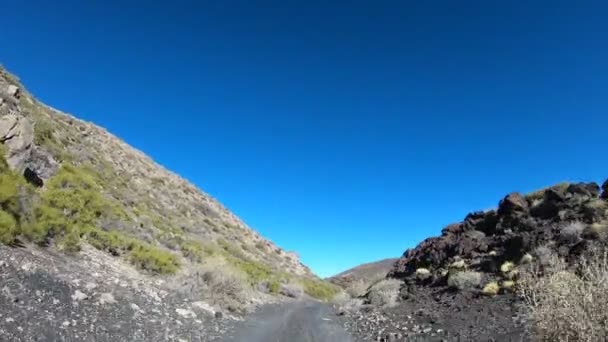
2, 1, 607, 277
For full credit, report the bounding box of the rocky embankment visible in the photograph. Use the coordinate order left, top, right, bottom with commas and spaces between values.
337, 180, 608, 341
0, 245, 236, 342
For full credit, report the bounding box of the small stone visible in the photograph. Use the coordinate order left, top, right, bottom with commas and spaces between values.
72, 290, 88, 301
98, 293, 116, 305
62, 321, 70, 327
175, 308, 196, 319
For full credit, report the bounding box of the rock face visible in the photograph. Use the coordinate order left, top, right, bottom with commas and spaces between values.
338, 181, 607, 341
390, 182, 607, 280
0, 83, 59, 183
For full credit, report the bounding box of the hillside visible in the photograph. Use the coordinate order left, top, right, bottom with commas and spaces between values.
0, 66, 338, 341
338, 180, 608, 341
328, 258, 397, 297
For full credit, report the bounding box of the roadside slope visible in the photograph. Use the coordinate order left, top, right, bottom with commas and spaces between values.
0, 65, 338, 340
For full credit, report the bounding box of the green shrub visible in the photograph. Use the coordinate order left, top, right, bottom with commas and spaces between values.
233, 258, 274, 285
33, 119, 55, 146
129, 243, 180, 274
86, 228, 133, 255
0, 210, 18, 245
482, 281, 500, 296
268, 279, 280, 294
300, 278, 340, 301
180, 240, 204, 262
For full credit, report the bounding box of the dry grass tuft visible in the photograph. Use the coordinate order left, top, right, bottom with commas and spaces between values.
482, 281, 500, 296
367, 279, 402, 308
520, 248, 608, 341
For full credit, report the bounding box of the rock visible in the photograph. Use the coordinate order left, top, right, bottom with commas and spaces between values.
567, 182, 600, 198
215, 311, 223, 319
447, 271, 481, 290
27, 147, 59, 180
71, 290, 88, 301
279, 283, 304, 298
498, 193, 528, 216
0, 114, 58, 180
175, 308, 197, 319
601, 179, 608, 199
7, 85, 19, 98
98, 293, 116, 305
0, 114, 34, 170
192, 301, 215, 316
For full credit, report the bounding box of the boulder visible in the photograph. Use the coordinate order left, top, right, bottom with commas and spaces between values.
7, 85, 19, 98
601, 179, 608, 199
0, 114, 58, 182
0, 114, 34, 171
497, 193, 528, 217
566, 182, 600, 199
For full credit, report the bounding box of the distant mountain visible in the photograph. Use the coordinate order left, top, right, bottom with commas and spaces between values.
328, 258, 398, 296
0, 65, 338, 341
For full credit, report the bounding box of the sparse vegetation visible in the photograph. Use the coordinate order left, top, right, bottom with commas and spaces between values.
500, 261, 515, 274
525, 182, 569, 201
415, 267, 431, 281
520, 248, 608, 341
129, 243, 180, 274
300, 278, 341, 301
367, 279, 401, 307
560, 221, 585, 243
482, 281, 500, 296
502, 280, 515, 291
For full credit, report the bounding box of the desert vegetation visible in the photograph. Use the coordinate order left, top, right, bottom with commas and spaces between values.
519, 246, 608, 341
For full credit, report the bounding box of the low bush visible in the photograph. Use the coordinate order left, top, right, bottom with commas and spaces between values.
560, 221, 585, 244
180, 240, 204, 262
415, 268, 432, 281
128, 243, 180, 274
346, 279, 369, 297
200, 263, 250, 313
500, 261, 515, 274
300, 278, 341, 301
0, 210, 18, 245
280, 282, 304, 298
520, 248, 608, 341
482, 281, 500, 296
367, 279, 402, 307
267, 279, 281, 294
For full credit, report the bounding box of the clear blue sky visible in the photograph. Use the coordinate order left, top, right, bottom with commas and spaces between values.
2, 1, 607, 277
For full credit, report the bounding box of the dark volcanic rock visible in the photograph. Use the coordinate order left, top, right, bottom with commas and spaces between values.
498, 193, 529, 217
391, 181, 606, 280
371, 180, 608, 341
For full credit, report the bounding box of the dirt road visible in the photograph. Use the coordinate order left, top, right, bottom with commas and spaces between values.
223, 300, 353, 342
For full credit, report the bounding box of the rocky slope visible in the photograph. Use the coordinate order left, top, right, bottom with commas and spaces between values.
338, 181, 608, 341
328, 258, 398, 297
0, 65, 338, 341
